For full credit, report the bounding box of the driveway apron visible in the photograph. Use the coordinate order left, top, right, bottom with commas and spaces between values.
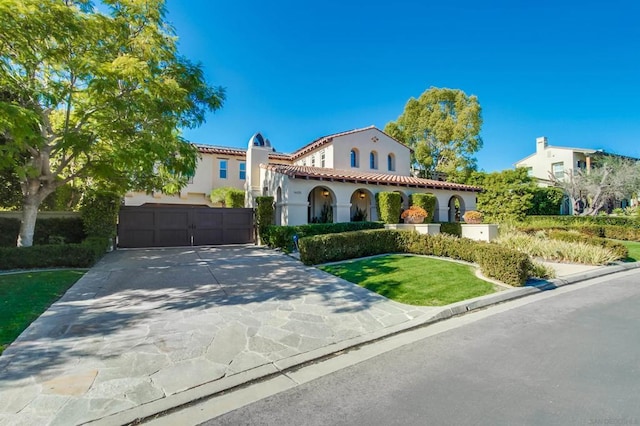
0, 246, 435, 425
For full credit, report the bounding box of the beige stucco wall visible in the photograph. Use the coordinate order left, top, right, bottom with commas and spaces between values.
515, 137, 592, 184
124, 152, 246, 207
293, 128, 410, 175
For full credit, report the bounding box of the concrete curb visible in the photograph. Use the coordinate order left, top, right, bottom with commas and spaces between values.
86, 261, 640, 425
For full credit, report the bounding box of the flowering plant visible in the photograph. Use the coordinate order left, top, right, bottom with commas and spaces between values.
462, 210, 483, 223
401, 206, 428, 223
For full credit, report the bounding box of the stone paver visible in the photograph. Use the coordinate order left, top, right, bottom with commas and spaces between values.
0, 246, 436, 425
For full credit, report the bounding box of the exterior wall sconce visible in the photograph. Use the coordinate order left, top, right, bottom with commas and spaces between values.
322, 190, 329, 197
359, 191, 366, 199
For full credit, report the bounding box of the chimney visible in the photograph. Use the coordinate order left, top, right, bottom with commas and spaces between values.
536, 136, 548, 153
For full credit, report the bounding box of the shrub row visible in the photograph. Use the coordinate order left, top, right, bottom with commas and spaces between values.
0, 237, 109, 270
523, 215, 640, 228
298, 229, 405, 264
265, 221, 385, 252
299, 229, 531, 286
547, 230, 629, 259
0, 217, 86, 247
518, 224, 640, 243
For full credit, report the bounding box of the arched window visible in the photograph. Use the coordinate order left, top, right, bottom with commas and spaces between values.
387, 153, 395, 171
370, 151, 378, 169
350, 149, 359, 168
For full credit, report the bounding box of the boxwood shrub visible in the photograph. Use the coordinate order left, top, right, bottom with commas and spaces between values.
0, 237, 109, 270
378, 192, 401, 224
299, 229, 532, 286
298, 229, 406, 265
439, 222, 462, 237
265, 221, 385, 252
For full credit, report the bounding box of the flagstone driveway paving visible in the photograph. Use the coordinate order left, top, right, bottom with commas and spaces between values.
0, 245, 436, 425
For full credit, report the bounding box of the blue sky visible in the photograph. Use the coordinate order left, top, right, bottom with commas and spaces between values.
165, 0, 640, 172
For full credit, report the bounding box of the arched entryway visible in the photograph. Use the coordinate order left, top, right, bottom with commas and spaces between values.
448, 195, 466, 222
350, 189, 373, 221
308, 186, 334, 223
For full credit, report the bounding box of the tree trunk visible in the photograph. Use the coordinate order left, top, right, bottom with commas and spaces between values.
17, 197, 39, 247
17, 176, 57, 247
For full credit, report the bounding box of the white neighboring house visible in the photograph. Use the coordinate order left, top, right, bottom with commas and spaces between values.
515, 136, 638, 213
514, 136, 600, 186
125, 126, 481, 224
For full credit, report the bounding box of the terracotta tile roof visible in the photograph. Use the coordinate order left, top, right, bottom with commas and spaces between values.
289, 126, 411, 160
262, 164, 482, 192
195, 144, 246, 156
195, 144, 292, 162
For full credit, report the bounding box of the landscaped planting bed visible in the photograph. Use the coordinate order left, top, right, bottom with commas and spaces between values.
299, 229, 533, 286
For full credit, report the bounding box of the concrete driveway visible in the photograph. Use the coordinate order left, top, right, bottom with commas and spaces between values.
0, 246, 435, 426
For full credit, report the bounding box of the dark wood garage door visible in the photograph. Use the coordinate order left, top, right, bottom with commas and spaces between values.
118, 205, 255, 248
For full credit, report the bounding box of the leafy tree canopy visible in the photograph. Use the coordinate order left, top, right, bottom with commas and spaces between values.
468, 168, 537, 222
0, 0, 225, 246
385, 87, 482, 183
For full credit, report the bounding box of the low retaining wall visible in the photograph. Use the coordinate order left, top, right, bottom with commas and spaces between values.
461, 223, 499, 242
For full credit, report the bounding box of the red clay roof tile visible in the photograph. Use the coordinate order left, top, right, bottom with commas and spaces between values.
261, 164, 482, 192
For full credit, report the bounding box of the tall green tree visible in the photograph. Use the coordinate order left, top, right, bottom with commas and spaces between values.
0, 0, 224, 246
469, 168, 537, 222
385, 87, 482, 182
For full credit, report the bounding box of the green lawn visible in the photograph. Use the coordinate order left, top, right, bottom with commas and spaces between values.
622, 241, 640, 262
0, 270, 84, 355
319, 254, 497, 306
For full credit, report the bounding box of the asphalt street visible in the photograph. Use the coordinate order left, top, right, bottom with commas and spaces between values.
198, 269, 640, 426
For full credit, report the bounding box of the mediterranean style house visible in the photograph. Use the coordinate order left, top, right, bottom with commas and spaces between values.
125, 126, 481, 225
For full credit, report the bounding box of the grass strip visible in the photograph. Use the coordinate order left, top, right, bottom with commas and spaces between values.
622, 241, 640, 262
320, 254, 496, 306
0, 270, 84, 355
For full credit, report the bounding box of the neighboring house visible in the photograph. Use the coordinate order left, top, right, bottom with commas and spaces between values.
125, 126, 481, 224
514, 136, 601, 187
515, 136, 638, 213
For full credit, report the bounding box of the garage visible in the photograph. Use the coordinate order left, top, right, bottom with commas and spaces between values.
117, 205, 255, 248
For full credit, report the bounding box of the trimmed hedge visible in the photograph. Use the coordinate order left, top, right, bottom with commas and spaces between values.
410, 193, 437, 223
0, 217, 86, 247
256, 196, 274, 243
523, 215, 640, 228
298, 229, 406, 265
378, 192, 401, 224
300, 229, 532, 286
439, 222, 462, 237
265, 221, 385, 252
547, 230, 628, 259
518, 224, 640, 243
0, 237, 109, 270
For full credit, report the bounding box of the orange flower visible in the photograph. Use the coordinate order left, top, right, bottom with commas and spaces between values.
401, 206, 428, 221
